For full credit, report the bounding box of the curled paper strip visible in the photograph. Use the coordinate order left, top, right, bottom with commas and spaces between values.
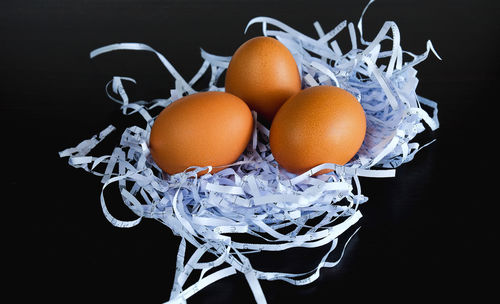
61, 2, 439, 303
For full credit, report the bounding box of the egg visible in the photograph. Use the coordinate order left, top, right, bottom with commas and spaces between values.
269, 85, 366, 175
149, 91, 253, 175
225, 36, 302, 123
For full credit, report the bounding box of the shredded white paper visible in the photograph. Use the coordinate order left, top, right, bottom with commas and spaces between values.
60, 2, 440, 303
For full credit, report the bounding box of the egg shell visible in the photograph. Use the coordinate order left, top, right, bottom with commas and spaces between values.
149, 91, 253, 175
225, 36, 302, 123
269, 85, 367, 175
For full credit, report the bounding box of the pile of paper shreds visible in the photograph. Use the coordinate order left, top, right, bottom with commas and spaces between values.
60, 2, 440, 303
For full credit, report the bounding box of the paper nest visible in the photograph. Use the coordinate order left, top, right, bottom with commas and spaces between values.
60, 2, 440, 303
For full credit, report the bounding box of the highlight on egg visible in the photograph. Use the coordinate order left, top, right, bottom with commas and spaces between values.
269, 85, 367, 175
225, 36, 302, 123
149, 91, 254, 175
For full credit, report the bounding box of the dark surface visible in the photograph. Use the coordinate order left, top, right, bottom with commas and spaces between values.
2, 0, 497, 303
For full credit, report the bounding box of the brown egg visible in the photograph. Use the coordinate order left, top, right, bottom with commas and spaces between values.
225, 36, 302, 123
269, 85, 366, 175
149, 91, 253, 175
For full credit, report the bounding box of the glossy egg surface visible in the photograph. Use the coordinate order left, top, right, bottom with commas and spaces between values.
225, 36, 301, 123
149, 91, 253, 175
270, 85, 366, 174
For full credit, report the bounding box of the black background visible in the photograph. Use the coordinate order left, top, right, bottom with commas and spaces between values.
2, 0, 497, 303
